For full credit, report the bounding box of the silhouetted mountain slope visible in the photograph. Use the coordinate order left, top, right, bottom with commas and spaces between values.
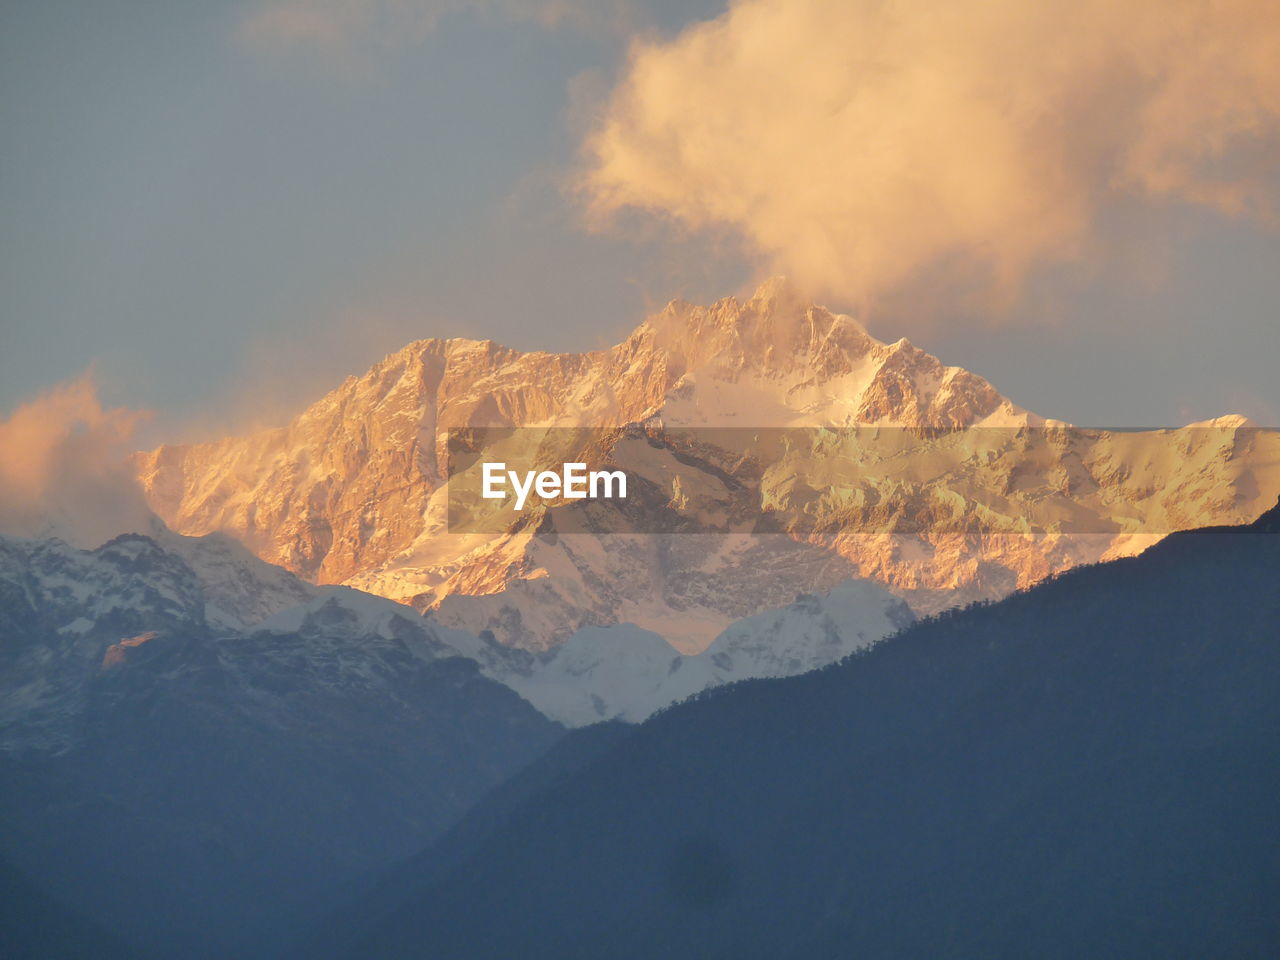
0, 854, 137, 960
326, 498, 1280, 960
292, 721, 632, 960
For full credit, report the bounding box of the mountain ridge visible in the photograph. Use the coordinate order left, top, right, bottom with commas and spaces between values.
132, 279, 1280, 651
0, 529, 563, 958
134, 279, 1034, 578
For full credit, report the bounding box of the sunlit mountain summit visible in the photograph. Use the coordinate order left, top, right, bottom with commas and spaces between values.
134, 279, 1280, 652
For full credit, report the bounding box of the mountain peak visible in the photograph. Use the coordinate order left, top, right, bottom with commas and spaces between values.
132, 283, 1040, 598
1185, 414, 1258, 429
748, 274, 804, 305
131, 281, 1280, 643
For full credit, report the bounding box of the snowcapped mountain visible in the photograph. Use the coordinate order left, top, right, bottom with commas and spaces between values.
0, 531, 283, 752
699, 579, 916, 679
133, 279, 1280, 650
0, 531, 561, 957
218, 569, 915, 727
490, 579, 915, 726
636, 276, 1035, 430
0, 520, 907, 734
134, 279, 1029, 581
153, 525, 318, 630
0, 525, 338, 750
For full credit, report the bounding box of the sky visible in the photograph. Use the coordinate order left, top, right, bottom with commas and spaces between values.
2, 0, 1279, 440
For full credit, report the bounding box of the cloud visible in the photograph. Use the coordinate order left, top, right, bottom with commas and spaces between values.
239, 0, 443, 54
240, 1, 372, 52
0, 372, 157, 547
238, 0, 635, 56
578, 0, 1280, 312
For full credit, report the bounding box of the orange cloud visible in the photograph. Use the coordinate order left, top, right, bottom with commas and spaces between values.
0, 372, 156, 546
579, 0, 1280, 310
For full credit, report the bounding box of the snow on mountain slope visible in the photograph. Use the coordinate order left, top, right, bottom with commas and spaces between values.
151, 524, 318, 631
504, 624, 710, 726
0, 534, 207, 643
0, 535, 189, 750
133, 278, 1280, 650
426, 530, 873, 654
0, 524, 912, 735
0, 530, 456, 752
228, 567, 915, 726
699, 580, 916, 679
0, 524, 318, 636
253, 586, 433, 641
478, 578, 915, 726
221, 559, 916, 727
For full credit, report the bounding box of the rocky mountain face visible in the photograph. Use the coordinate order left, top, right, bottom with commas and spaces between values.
134, 279, 1280, 650
0, 531, 562, 959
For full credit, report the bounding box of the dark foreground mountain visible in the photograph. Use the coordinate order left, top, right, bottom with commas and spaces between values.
0, 533, 562, 959
316, 499, 1280, 959
0, 854, 136, 959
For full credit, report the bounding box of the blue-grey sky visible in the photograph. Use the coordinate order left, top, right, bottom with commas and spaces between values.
3, 0, 1278, 438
